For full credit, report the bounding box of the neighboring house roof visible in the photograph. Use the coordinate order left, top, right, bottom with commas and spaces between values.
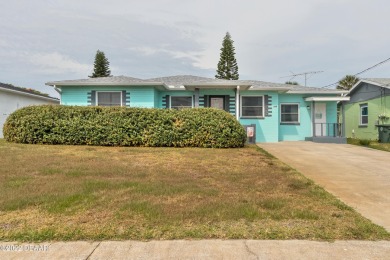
0, 82, 59, 102
363, 78, 390, 87
347, 78, 390, 96
46, 75, 346, 94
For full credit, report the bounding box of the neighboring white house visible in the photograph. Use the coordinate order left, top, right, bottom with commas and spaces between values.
0, 83, 59, 138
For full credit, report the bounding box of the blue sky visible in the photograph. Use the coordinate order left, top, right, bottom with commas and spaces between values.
1, 0, 390, 97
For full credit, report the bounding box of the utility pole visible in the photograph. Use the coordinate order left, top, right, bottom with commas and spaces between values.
281, 71, 324, 86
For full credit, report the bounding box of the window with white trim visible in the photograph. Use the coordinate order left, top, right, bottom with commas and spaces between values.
97, 92, 122, 106
241, 96, 264, 117
280, 104, 299, 123
360, 104, 368, 125
170, 96, 192, 109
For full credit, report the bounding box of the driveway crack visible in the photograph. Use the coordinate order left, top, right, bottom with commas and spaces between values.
86, 241, 101, 260
244, 240, 259, 260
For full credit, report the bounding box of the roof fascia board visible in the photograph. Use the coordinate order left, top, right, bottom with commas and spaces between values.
184, 85, 251, 91
305, 96, 350, 102
287, 90, 347, 94
0, 87, 59, 102
249, 87, 290, 92
46, 82, 169, 90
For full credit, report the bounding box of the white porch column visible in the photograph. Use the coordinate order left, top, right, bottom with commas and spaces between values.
312, 101, 315, 137
236, 85, 240, 120
341, 101, 346, 137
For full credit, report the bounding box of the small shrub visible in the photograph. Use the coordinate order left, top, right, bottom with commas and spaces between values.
3, 105, 246, 148
359, 139, 371, 146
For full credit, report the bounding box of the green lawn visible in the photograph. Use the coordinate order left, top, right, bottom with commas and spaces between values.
0, 139, 389, 241
347, 138, 390, 152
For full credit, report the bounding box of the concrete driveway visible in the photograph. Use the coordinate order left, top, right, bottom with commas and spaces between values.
259, 141, 390, 231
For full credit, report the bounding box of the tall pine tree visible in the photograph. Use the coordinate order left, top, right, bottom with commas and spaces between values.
215, 32, 239, 80
89, 50, 111, 78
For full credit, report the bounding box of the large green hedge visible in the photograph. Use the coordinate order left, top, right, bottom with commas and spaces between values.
3, 105, 247, 148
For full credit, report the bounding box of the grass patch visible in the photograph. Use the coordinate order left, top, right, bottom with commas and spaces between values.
0, 139, 388, 241
260, 198, 287, 210
348, 138, 390, 152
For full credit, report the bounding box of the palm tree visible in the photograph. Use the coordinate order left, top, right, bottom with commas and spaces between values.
337, 75, 359, 90
285, 81, 299, 85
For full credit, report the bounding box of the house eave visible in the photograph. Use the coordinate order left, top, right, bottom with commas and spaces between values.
0, 86, 59, 102
305, 96, 350, 102
288, 90, 348, 94
249, 87, 290, 92
46, 82, 169, 90
184, 84, 252, 91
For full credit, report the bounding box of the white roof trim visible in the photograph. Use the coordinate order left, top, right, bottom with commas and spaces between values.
184, 84, 251, 91
0, 86, 59, 102
305, 96, 350, 102
288, 90, 347, 94
48, 82, 169, 90
249, 87, 290, 92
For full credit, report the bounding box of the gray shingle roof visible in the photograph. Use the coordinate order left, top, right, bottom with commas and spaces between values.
146, 75, 248, 88
287, 85, 347, 93
46, 76, 146, 86
347, 78, 390, 95
46, 74, 346, 94
146, 75, 221, 86
362, 78, 390, 87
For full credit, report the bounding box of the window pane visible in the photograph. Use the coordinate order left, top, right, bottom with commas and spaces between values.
281, 114, 298, 122
97, 92, 121, 106
361, 106, 368, 116
242, 96, 262, 106
171, 96, 192, 109
111, 93, 121, 105
362, 115, 368, 124
242, 107, 263, 117
281, 104, 298, 113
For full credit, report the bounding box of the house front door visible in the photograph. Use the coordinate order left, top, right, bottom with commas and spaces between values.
314, 103, 327, 136
209, 96, 225, 110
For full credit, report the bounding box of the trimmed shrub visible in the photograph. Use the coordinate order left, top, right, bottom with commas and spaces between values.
3, 105, 247, 148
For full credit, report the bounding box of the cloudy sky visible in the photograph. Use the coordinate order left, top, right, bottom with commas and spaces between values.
1, 0, 389, 97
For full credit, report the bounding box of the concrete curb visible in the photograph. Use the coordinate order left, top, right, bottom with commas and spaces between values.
0, 240, 389, 259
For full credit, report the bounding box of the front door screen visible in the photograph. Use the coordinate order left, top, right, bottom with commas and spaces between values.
210, 97, 224, 110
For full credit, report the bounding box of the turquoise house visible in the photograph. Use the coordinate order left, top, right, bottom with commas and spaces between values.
46, 75, 348, 143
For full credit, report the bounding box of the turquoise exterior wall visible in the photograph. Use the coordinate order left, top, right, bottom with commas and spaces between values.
128, 87, 155, 108
61, 86, 156, 108
238, 91, 279, 143
278, 94, 312, 141
153, 89, 159, 108
61, 86, 94, 105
